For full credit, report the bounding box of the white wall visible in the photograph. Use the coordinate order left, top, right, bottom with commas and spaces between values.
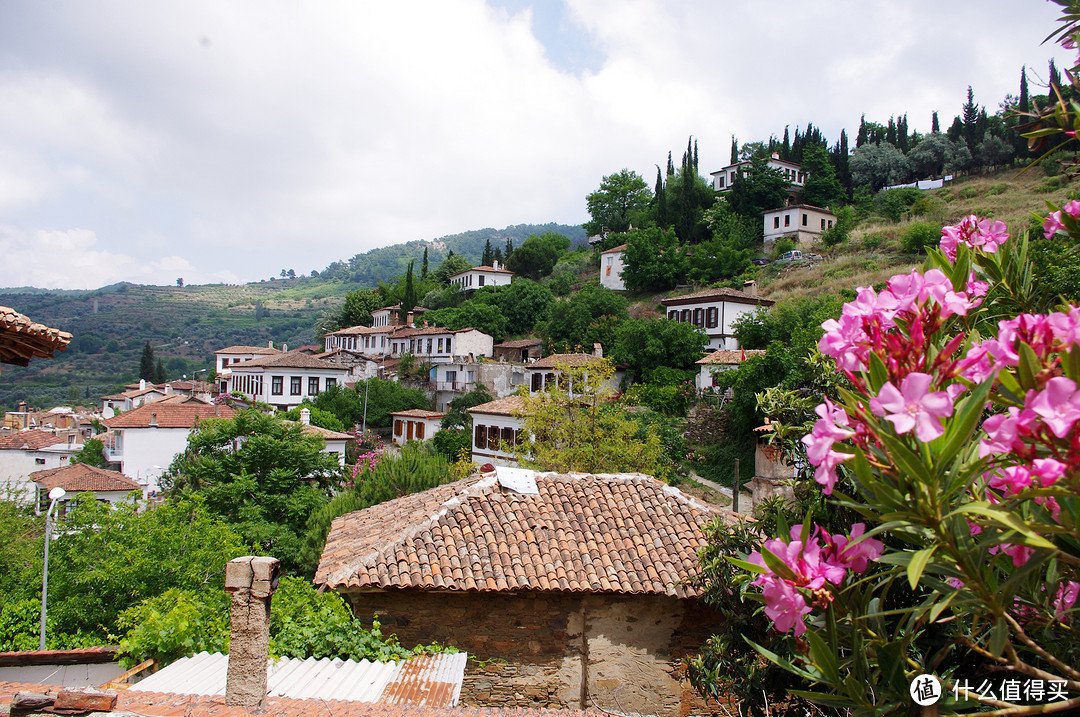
600, 251, 626, 291
117, 427, 190, 494
454, 330, 494, 359
0, 449, 69, 503
470, 413, 523, 465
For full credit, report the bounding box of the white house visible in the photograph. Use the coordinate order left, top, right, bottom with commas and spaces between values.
323, 325, 393, 355
390, 409, 445, 446
226, 352, 350, 411
214, 344, 281, 393
371, 304, 426, 328
397, 326, 494, 363
710, 152, 808, 193
525, 352, 618, 395
695, 349, 767, 392
762, 204, 837, 248
468, 395, 526, 466
0, 429, 82, 503
102, 396, 237, 493
448, 261, 514, 293
661, 287, 775, 351
290, 408, 350, 467
599, 244, 627, 291
30, 463, 143, 513
101, 380, 169, 418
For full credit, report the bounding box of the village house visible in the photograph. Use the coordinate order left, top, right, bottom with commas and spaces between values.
322, 324, 395, 355
371, 304, 426, 328
492, 338, 542, 363
447, 261, 514, 293
214, 344, 281, 393
525, 350, 618, 395
598, 244, 627, 291
662, 286, 775, 351
100, 379, 168, 418
30, 463, 143, 513
467, 395, 526, 465
389, 409, 445, 446
762, 203, 837, 248
710, 151, 808, 194
397, 326, 494, 364
225, 352, 350, 411
695, 348, 767, 391
315, 469, 731, 717
101, 395, 237, 493
291, 408, 350, 466
0, 429, 83, 503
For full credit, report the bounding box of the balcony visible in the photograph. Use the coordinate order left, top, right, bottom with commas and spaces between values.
433, 380, 471, 392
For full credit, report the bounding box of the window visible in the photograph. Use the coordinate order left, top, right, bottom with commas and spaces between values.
479, 275, 485, 286
438, 338, 444, 353
706, 306, 719, 329
290, 377, 302, 395
802, 213, 808, 226
326, 378, 336, 390
693, 308, 704, 326
680, 309, 691, 322
308, 377, 319, 395
821, 218, 826, 229
828, 220, 834, 229
668, 310, 678, 320
774, 217, 780, 228
501, 427, 514, 445
531, 372, 543, 391
395, 420, 404, 437
221, 358, 229, 369
416, 423, 425, 439
445, 338, 452, 354
717, 176, 725, 188
475, 423, 487, 449
426, 338, 433, 354
35, 458, 45, 465
784, 214, 790, 227
488, 425, 500, 447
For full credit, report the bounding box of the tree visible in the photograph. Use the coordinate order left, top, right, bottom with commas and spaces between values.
139, 342, 155, 382
432, 253, 471, 284
176, 278, 183, 287
514, 358, 664, 476
726, 157, 790, 219
421, 248, 429, 279
345, 378, 430, 428
481, 239, 494, 267
543, 284, 629, 353
505, 232, 569, 281
621, 227, 687, 292
399, 261, 418, 325
665, 166, 715, 243
154, 357, 167, 384
583, 170, 652, 237
70, 437, 108, 468
162, 411, 345, 574
612, 318, 707, 382
848, 141, 912, 191
799, 145, 844, 209
334, 289, 380, 331
496, 279, 554, 336
908, 132, 971, 178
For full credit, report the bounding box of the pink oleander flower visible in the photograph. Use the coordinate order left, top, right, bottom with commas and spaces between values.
987, 465, 1032, 495
940, 215, 979, 261
760, 577, 812, 635
975, 218, 1009, 254
979, 408, 1022, 457
1028, 376, 1080, 439
1065, 199, 1080, 218
872, 372, 954, 442
990, 543, 1035, 567
818, 314, 870, 371
1044, 210, 1066, 239
1054, 581, 1080, 619
1032, 458, 1067, 486
802, 399, 855, 495
829, 523, 884, 573
1048, 305, 1080, 348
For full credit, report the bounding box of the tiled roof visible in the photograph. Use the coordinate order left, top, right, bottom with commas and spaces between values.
662, 287, 775, 307
696, 349, 767, 365
229, 353, 347, 370
283, 421, 353, 441
104, 399, 236, 429
0, 681, 607, 717
467, 395, 526, 417
0, 306, 72, 367
0, 429, 69, 451
447, 265, 514, 279
316, 472, 731, 597
328, 325, 384, 336
600, 244, 627, 254
493, 339, 541, 349
529, 353, 602, 369
30, 464, 141, 492
390, 409, 445, 420
216, 345, 281, 355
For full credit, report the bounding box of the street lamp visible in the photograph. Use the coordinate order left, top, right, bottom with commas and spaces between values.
40, 486, 66, 650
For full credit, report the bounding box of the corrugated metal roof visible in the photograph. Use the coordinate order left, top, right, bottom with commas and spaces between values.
128, 652, 467, 707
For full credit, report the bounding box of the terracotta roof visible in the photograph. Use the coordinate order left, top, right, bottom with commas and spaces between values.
696, 349, 767, 365
31, 463, 140, 492
763, 203, 834, 214
467, 395, 527, 417
528, 353, 602, 369
316, 472, 730, 597
389, 409, 445, 420
104, 399, 236, 429
0, 681, 606, 717
229, 353, 347, 370
283, 421, 352, 441
0, 429, 70, 451
494, 339, 542, 349
327, 325, 383, 336
447, 265, 514, 279
662, 287, 774, 307
0, 307, 72, 367
600, 244, 627, 254
216, 345, 281, 355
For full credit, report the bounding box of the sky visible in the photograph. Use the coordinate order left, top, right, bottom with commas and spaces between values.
0, 0, 1073, 290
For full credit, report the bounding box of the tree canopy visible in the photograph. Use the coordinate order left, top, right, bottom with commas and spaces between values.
583, 169, 652, 237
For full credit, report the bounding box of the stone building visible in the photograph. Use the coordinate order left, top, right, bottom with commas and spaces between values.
316, 470, 734, 716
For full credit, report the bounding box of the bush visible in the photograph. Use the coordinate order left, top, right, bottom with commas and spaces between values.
872, 187, 921, 222
432, 428, 470, 460
862, 233, 887, 250
116, 589, 229, 667
770, 237, 796, 258
900, 221, 942, 253
956, 184, 981, 199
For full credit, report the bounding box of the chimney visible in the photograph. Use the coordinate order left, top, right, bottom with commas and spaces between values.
492, 259, 500, 271
407, 310, 415, 327
139, 379, 146, 391
165, 383, 173, 395
743, 279, 758, 297
771, 151, 780, 160
17, 400, 26, 413
593, 342, 603, 359
268, 340, 274, 349
282, 343, 288, 353
300, 407, 311, 425
224, 556, 280, 709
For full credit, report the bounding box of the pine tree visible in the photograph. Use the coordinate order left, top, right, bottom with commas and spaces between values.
154, 358, 167, 384
961, 86, 981, 156
481, 239, 494, 266
932, 111, 940, 134
856, 114, 868, 147
781, 126, 791, 160
139, 342, 155, 382
730, 136, 738, 164
421, 248, 429, 279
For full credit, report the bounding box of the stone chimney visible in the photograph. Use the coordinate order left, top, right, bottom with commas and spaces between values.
743, 279, 757, 297
164, 383, 173, 395
593, 342, 603, 359
224, 556, 280, 709
268, 340, 274, 349
300, 407, 311, 425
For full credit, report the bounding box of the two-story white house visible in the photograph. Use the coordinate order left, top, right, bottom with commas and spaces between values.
762, 204, 837, 248
468, 395, 527, 466
710, 152, 807, 194
397, 326, 494, 363
0, 429, 83, 503
323, 325, 393, 355
661, 287, 774, 352
448, 261, 514, 293
102, 396, 237, 494
599, 244, 627, 291
214, 344, 281, 393
226, 352, 350, 411
101, 380, 169, 418
525, 351, 620, 395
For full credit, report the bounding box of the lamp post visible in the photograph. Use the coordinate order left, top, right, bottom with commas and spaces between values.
39, 486, 66, 650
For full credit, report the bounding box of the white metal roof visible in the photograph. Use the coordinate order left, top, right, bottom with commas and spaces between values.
128, 651, 467, 707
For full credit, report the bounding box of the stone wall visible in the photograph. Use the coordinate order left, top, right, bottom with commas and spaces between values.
344, 588, 723, 717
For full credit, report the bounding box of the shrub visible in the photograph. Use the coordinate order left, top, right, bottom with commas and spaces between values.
770, 237, 796, 258
956, 184, 981, 199
862, 233, 887, 250
900, 221, 942, 253
432, 428, 470, 460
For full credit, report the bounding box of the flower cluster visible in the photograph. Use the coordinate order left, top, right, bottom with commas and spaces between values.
350, 450, 381, 480
748, 523, 883, 636
940, 214, 1009, 261
1042, 199, 1080, 239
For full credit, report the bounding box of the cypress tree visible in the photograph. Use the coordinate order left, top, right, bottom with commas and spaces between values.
481, 239, 494, 266
421, 248, 429, 279
400, 261, 418, 325
781, 126, 791, 160
898, 114, 909, 153
856, 114, 868, 147
653, 165, 668, 227
1049, 59, 1062, 102
730, 136, 738, 164
154, 358, 167, 384
932, 111, 940, 134
1019, 66, 1030, 113
504, 238, 513, 261
139, 342, 155, 382
962, 86, 980, 153
886, 116, 897, 145
666, 152, 674, 176
693, 138, 699, 173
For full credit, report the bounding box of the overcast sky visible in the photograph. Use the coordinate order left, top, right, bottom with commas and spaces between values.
0, 0, 1072, 290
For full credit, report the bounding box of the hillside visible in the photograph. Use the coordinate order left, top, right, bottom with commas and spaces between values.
0, 222, 586, 411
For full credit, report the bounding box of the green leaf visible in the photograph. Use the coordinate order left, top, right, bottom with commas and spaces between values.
744, 638, 819, 682
929, 590, 959, 623
907, 546, 938, 589
956, 504, 1056, 549
988, 618, 1008, 658
759, 546, 799, 582
725, 556, 768, 575
804, 630, 840, 683
935, 380, 994, 469
868, 351, 888, 393
1017, 341, 1041, 391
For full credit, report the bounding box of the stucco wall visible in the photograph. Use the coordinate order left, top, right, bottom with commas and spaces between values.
0, 449, 70, 503
119, 427, 190, 493
343, 588, 722, 717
